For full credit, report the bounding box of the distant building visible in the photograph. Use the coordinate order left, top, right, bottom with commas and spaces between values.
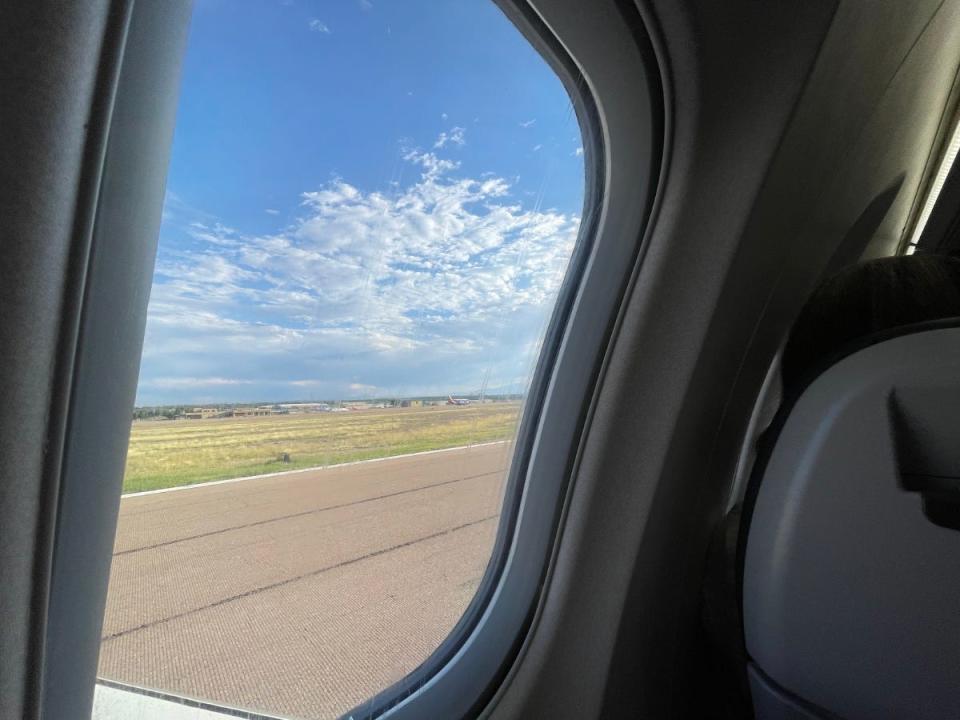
278, 403, 331, 413
231, 406, 276, 418
183, 407, 219, 420
181, 405, 282, 420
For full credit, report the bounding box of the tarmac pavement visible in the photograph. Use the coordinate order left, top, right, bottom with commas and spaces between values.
97, 442, 512, 719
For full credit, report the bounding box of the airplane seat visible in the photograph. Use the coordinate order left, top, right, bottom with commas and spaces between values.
740, 318, 960, 719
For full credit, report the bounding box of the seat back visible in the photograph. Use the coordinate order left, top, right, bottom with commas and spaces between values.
743, 325, 960, 719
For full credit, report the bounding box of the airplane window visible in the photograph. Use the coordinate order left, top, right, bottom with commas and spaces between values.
93, 2, 583, 719
906, 116, 960, 253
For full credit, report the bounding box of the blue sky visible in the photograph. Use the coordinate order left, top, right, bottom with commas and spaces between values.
137, 0, 584, 406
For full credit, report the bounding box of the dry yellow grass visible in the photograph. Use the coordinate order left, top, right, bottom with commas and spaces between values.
123, 402, 521, 493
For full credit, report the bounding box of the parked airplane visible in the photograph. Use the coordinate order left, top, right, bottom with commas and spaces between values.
447, 396, 471, 406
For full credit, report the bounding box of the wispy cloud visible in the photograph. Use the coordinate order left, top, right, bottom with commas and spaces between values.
142, 144, 579, 403
403, 148, 460, 178
187, 222, 240, 247
433, 126, 466, 149
145, 377, 255, 389
349, 382, 377, 393
519, 119, 536, 128
265, 208, 280, 215
308, 19, 331, 33
573, 146, 583, 157
532, 144, 542, 152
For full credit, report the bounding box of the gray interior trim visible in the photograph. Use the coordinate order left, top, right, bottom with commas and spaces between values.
0, 2, 115, 717
491, 1, 960, 717
38, 2, 192, 718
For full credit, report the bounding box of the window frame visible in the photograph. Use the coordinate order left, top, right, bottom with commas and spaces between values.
37, 2, 193, 718
358, 1, 665, 717
36, 0, 664, 718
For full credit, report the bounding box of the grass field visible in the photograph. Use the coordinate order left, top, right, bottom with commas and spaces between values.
123, 403, 522, 493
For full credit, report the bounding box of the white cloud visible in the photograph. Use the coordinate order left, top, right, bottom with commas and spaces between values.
532, 144, 542, 152
141, 148, 580, 403
145, 377, 254, 389
441, 112, 448, 121
573, 146, 584, 157
187, 222, 239, 247
401, 149, 460, 179
519, 119, 536, 128
265, 208, 280, 215
349, 382, 377, 393
433, 126, 466, 149
308, 19, 331, 33
359, 0, 373, 10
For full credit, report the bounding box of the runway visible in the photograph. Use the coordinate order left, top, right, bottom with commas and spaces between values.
97, 442, 512, 719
